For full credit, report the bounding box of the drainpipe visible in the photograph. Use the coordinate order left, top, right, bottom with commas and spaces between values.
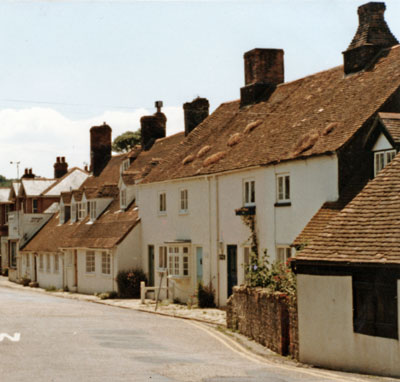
216, 175, 220, 307
111, 249, 115, 292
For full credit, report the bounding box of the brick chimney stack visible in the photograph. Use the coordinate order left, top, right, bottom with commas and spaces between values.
343, 2, 398, 75
140, 101, 166, 151
90, 122, 112, 177
240, 48, 284, 107
183, 97, 209, 136
22, 168, 35, 179
54, 156, 68, 179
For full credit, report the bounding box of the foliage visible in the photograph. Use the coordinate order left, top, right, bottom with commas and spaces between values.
45, 286, 58, 292
1, 268, 8, 277
20, 276, 31, 287
0, 175, 12, 187
116, 269, 147, 298
112, 130, 141, 153
197, 282, 216, 308
245, 251, 296, 296
240, 215, 258, 255
97, 291, 118, 300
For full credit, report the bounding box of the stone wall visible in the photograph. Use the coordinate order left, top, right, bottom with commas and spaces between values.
227, 286, 298, 359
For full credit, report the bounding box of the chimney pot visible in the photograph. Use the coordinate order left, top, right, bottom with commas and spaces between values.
54, 156, 68, 179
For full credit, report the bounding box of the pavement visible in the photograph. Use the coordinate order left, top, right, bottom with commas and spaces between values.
0, 276, 226, 326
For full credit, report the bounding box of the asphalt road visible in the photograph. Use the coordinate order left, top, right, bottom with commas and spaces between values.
0, 287, 392, 382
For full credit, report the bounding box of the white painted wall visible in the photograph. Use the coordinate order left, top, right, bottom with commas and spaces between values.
138, 154, 339, 306
75, 224, 141, 295
373, 133, 393, 151
138, 177, 213, 303
297, 274, 400, 378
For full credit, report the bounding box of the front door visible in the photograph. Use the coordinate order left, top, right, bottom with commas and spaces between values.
227, 245, 238, 298
196, 247, 203, 284
148, 245, 155, 286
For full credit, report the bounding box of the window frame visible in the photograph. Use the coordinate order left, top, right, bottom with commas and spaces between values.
167, 245, 190, 278
101, 251, 111, 275
276, 246, 292, 263
374, 149, 396, 177
243, 179, 256, 207
276, 174, 291, 204
179, 189, 188, 213
78, 202, 86, 221
32, 198, 38, 213
89, 200, 97, 221
26, 253, 30, 269
39, 254, 44, 271
158, 191, 167, 215
120, 189, 127, 209
46, 254, 51, 273
54, 254, 59, 273
158, 246, 168, 270
86, 250, 95, 274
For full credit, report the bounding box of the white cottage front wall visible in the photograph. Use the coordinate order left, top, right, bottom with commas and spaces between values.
138, 177, 212, 303
76, 249, 117, 294
297, 274, 400, 378
217, 154, 338, 305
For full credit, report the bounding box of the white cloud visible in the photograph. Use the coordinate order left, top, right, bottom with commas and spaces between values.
0, 106, 184, 179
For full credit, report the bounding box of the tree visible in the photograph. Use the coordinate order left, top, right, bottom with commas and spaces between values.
0, 175, 12, 187
112, 130, 141, 153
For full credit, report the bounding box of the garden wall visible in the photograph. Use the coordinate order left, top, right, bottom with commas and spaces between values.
227, 286, 298, 359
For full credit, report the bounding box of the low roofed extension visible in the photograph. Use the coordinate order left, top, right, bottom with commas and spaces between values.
295, 153, 400, 264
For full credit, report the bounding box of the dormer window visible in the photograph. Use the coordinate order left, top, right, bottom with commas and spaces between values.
121, 159, 130, 173
32, 199, 38, 213
374, 150, 396, 177
71, 202, 77, 222
78, 202, 86, 220
89, 201, 97, 221
121, 189, 127, 209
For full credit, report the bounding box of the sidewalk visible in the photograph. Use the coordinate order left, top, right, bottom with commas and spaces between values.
0, 276, 226, 326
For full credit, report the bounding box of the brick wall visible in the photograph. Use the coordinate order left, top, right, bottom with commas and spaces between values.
227, 286, 298, 359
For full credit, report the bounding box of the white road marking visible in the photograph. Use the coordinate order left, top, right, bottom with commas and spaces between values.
0, 333, 20, 342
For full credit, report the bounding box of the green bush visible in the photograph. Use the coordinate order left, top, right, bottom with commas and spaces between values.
116, 269, 147, 298
245, 251, 296, 296
2, 268, 8, 277
20, 276, 31, 287
197, 282, 216, 308
98, 291, 118, 300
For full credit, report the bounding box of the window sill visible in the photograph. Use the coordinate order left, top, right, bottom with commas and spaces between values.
274, 202, 291, 207
156, 267, 168, 272
167, 274, 190, 280
179, 210, 189, 215
101, 273, 112, 277
158, 212, 167, 217
85, 272, 96, 277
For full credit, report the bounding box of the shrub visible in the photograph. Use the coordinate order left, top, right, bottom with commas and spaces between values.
116, 269, 147, 298
197, 282, 216, 308
98, 291, 118, 300
2, 268, 8, 277
45, 286, 57, 292
20, 276, 31, 287
245, 251, 296, 296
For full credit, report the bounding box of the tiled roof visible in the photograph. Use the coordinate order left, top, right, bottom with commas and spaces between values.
23, 154, 139, 252
21, 179, 56, 197
21, 213, 79, 253
379, 112, 400, 143
143, 46, 400, 184
43, 168, 88, 197
0, 187, 11, 203
293, 178, 368, 247
296, 153, 400, 264
61, 199, 139, 249
125, 132, 185, 182
81, 154, 128, 192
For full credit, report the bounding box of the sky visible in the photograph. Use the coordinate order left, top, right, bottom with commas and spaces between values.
1, 0, 400, 179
